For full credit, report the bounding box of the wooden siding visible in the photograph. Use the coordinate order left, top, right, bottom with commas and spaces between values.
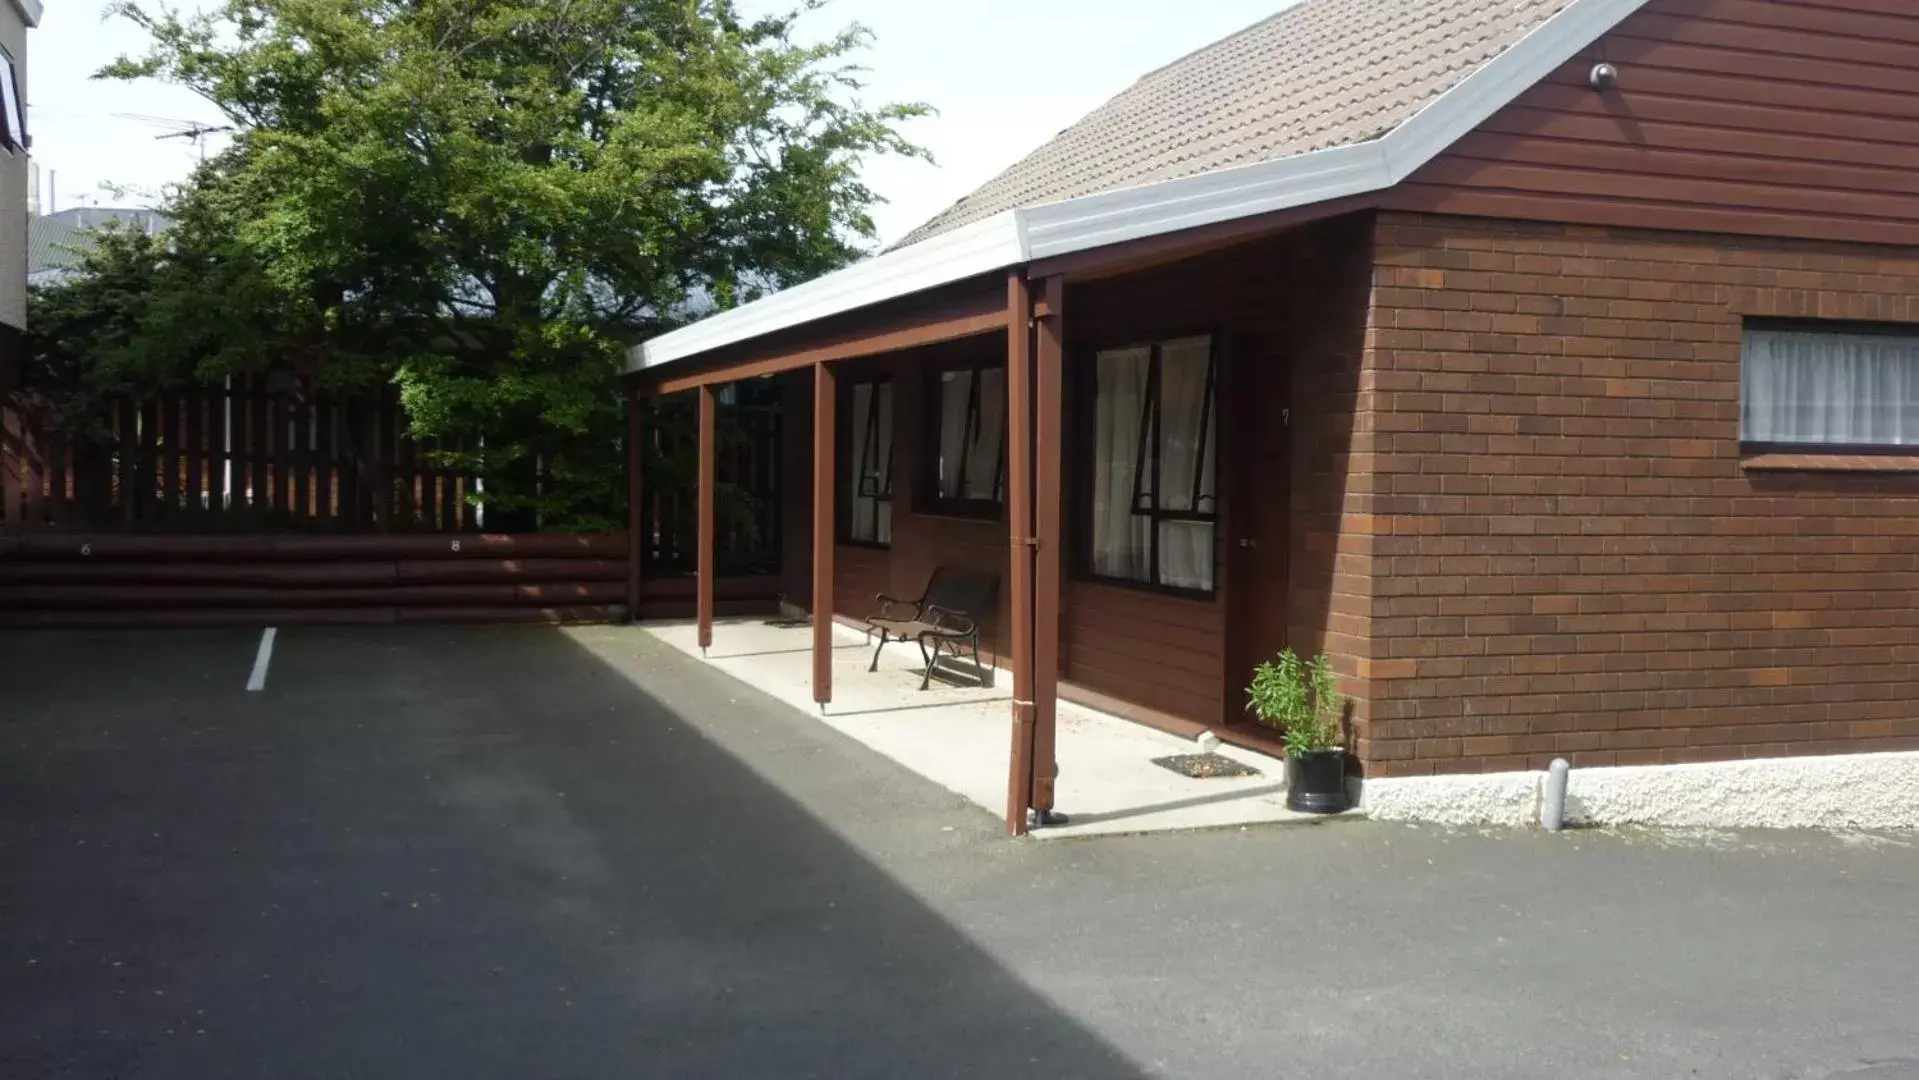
1062, 579, 1226, 728
1052, 233, 1305, 725
771, 219, 1375, 731
1387, 0, 1919, 246
833, 542, 891, 624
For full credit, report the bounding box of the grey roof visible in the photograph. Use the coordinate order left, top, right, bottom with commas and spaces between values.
27, 210, 175, 279
27, 215, 91, 275
896, 0, 1571, 247
44, 207, 172, 232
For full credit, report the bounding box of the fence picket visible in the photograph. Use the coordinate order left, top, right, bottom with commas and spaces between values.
249, 376, 270, 521
183, 390, 204, 526
315, 390, 334, 528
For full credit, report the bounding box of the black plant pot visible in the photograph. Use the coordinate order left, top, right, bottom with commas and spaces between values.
1284, 749, 1350, 814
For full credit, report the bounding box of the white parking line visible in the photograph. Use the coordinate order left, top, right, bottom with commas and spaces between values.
246, 627, 277, 692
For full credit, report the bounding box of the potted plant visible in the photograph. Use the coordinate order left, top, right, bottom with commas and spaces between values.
1245, 649, 1350, 813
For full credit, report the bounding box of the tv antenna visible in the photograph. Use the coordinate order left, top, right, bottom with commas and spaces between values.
113, 113, 236, 161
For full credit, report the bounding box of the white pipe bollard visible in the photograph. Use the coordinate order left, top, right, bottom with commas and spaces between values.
1541, 758, 1571, 831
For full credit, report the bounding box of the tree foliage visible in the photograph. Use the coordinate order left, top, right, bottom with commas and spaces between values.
77, 0, 926, 528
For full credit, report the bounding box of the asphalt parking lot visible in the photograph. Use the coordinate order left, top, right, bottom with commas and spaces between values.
4, 624, 1918, 1079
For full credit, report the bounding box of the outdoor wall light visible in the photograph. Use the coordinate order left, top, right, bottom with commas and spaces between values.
1589, 62, 1618, 92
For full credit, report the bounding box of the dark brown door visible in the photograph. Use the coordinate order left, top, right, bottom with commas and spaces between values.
1223, 335, 1291, 731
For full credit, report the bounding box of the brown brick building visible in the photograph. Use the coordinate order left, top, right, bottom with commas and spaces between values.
627, 0, 1919, 830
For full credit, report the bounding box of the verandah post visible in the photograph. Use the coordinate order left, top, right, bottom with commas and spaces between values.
697, 383, 716, 653
811, 362, 836, 710
626, 382, 645, 623
1004, 272, 1037, 836
1032, 275, 1066, 817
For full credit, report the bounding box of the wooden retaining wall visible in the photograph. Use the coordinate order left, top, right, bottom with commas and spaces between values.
0, 533, 780, 627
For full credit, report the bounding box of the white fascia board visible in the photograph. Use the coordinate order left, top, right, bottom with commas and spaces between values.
629, 210, 1026, 372
9, 0, 42, 28
632, 0, 1647, 372
1021, 140, 1389, 260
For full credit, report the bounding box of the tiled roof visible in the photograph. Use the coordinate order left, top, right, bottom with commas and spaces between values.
896, 0, 1571, 247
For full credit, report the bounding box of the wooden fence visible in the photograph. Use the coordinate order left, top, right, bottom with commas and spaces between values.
1, 376, 475, 534
0, 532, 783, 627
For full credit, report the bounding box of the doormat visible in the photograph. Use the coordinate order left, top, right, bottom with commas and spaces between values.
1151, 753, 1262, 779
762, 617, 811, 629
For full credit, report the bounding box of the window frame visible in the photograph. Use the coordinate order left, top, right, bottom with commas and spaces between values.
917, 357, 1007, 520
0, 45, 23, 155
1739, 317, 1919, 455
837, 376, 894, 548
1074, 331, 1221, 600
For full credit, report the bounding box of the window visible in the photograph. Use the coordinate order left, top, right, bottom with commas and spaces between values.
1087, 335, 1218, 594
922, 362, 1006, 516
841, 379, 893, 545
0, 48, 23, 154
1742, 322, 1919, 449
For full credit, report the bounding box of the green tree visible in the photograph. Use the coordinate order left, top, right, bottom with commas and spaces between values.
99, 0, 926, 528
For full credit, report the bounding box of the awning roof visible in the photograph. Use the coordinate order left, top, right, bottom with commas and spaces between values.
630, 0, 1646, 376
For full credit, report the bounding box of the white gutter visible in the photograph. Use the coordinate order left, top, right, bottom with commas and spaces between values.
8, 0, 42, 28
630, 0, 1648, 374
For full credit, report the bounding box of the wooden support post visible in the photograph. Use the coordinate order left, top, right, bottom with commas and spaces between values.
1032, 275, 1065, 815
697, 384, 717, 652
1004, 272, 1036, 836
626, 383, 645, 623
811, 363, 836, 709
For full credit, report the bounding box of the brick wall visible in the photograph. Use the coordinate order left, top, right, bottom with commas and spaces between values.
1284, 217, 1384, 746
1361, 211, 1919, 777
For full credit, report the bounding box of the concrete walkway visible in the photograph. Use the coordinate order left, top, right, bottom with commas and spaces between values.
639, 616, 1332, 837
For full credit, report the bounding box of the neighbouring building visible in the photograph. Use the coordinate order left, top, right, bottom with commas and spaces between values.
28, 209, 174, 287
1, 0, 39, 389
626, 0, 1919, 831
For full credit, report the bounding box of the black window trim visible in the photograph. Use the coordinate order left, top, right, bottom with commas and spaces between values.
0, 44, 24, 155
918, 358, 1006, 521
1739, 316, 1919, 455
1077, 332, 1221, 601
838, 376, 893, 549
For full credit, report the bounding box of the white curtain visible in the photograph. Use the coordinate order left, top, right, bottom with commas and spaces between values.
967, 367, 1006, 501
1157, 336, 1216, 591
1092, 347, 1152, 581
936, 370, 971, 498
1743, 327, 1919, 446
845, 382, 892, 544
933, 367, 1006, 502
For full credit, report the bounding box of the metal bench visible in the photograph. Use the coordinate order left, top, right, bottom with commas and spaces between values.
865, 567, 998, 690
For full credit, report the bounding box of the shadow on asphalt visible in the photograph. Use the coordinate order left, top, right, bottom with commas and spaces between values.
0, 625, 1147, 1079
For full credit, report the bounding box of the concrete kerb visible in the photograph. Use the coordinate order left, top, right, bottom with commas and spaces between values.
1359, 750, 1919, 831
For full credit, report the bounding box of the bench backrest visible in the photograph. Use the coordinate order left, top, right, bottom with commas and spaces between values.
923, 566, 998, 617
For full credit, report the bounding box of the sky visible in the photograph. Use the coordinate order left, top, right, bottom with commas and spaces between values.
26, 0, 1297, 246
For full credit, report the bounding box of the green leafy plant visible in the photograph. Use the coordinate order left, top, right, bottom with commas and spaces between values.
1245, 650, 1345, 756
86, 0, 930, 528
